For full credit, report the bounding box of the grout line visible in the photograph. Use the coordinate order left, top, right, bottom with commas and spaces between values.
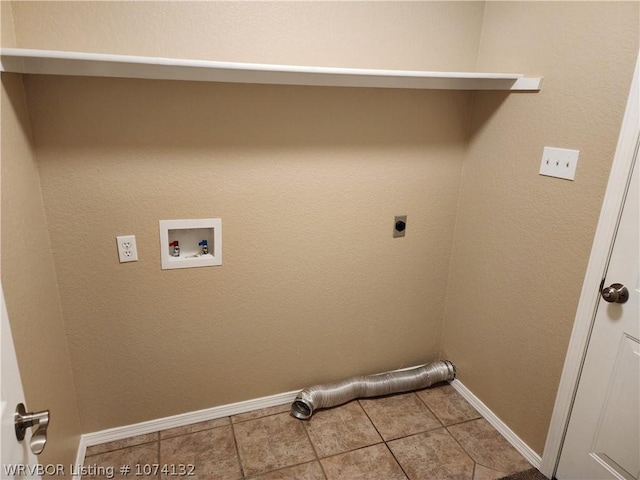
445, 416, 483, 428
449, 379, 541, 468
231, 405, 291, 425
474, 460, 509, 474
299, 399, 387, 463
242, 460, 322, 480
299, 413, 327, 480
156, 432, 160, 480
300, 420, 320, 461
315, 440, 386, 463
317, 461, 329, 480
354, 399, 410, 477
383, 441, 411, 480
413, 389, 447, 428
444, 423, 480, 467
229, 419, 245, 479
415, 383, 482, 428
158, 418, 232, 440
289, 418, 330, 480
84, 438, 159, 458
385, 425, 447, 443
356, 398, 386, 442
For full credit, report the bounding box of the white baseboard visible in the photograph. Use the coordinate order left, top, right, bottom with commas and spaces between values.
73, 389, 299, 479
73, 377, 542, 479
450, 379, 542, 470
72, 439, 87, 480
82, 389, 299, 446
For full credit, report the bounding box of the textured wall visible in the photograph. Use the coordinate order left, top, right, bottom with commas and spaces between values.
28, 77, 470, 432
1, 0, 15, 47
441, 2, 639, 455
13, 1, 484, 432
11, 1, 485, 70
1, 1, 82, 469
9, 0, 636, 459
1, 72, 83, 469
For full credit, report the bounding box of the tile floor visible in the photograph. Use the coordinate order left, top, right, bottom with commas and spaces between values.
82, 383, 533, 480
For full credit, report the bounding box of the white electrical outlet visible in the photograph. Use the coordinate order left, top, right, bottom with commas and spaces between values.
116, 235, 138, 263
540, 146, 579, 181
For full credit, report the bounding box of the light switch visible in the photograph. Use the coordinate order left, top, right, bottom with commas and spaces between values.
540, 147, 579, 181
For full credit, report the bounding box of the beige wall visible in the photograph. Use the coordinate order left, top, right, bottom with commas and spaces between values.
1, 1, 82, 470
442, 2, 639, 454
13, 1, 483, 432
1, 0, 15, 47
27, 78, 470, 433
11, 1, 485, 71
1, 74, 83, 472
3, 0, 638, 462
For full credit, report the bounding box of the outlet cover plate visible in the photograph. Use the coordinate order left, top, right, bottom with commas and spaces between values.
116, 235, 138, 263
540, 146, 579, 181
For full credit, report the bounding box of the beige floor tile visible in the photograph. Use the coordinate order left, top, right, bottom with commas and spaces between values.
231, 404, 291, 424
320, 444, 406, 480
473, 464, 506, 480
303, 401, 383, 458
160, 425, 241, 480
85, 432, 159, 457
359, 393, 442, 441
388, 428, 474, 480
416, 385, 480, 426
233, 412, 316, 477
83, 442, 158, 479
447, 419, 531, 475
248, 461, 326, 480
160, 417, 230, 439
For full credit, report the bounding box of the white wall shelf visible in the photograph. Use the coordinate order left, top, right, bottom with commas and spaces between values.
0, 48, 542, 91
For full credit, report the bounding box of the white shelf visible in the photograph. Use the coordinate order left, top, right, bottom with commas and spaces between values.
0, 48, 542, 91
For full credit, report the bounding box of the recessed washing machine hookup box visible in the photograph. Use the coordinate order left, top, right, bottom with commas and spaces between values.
159, 218, 222, 270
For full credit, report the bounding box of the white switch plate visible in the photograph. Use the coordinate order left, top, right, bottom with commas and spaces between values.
540, 146, 579, 180
116, 235, 138, 263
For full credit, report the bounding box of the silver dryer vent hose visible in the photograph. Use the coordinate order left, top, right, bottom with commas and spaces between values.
291, 359, 456, 420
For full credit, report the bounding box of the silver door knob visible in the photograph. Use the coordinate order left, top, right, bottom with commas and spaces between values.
601, 283, 629, 304
15, 403, 49, 455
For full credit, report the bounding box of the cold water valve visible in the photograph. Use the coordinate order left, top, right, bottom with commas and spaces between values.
198, 239, 208, 255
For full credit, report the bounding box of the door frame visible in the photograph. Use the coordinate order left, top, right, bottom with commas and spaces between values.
541, 52, 640, 477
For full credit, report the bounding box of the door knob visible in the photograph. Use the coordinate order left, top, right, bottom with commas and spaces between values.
15, 403, 49, 455
601, 283, 629, 304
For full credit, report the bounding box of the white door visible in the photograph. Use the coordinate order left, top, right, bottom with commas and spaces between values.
1, 286, 40, 479
556, 140, 639, 478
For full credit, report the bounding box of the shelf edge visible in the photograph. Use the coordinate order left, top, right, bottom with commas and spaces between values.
0, 48, 542, 91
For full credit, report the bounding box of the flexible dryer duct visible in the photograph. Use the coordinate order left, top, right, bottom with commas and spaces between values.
291, 359, 456, 420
